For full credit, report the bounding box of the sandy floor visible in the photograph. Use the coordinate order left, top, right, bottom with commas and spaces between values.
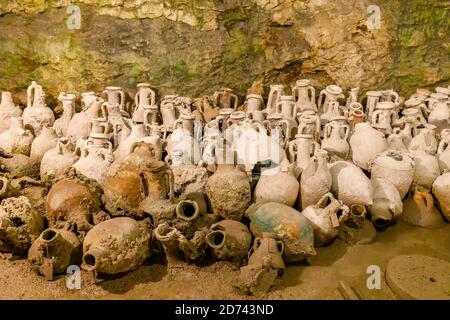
1, 220, 449, 300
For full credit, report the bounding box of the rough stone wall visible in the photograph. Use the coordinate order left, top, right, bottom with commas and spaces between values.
0, 0, 448, 107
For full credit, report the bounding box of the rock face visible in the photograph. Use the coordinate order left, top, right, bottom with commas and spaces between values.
0, 0, 448, 107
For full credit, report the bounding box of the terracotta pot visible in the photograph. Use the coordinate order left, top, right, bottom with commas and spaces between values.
318, 85, 345, 118
133, 83, 156, 123
297, 111, 321, 142
0, 196, 44, 254
0, 117, 34, 156
402, 187, 446, 228
275, 95, 297, 139
206, 220, 252, 263
288, 134, 318, 172
266, 84, 285, 115
411, 150, 440, 190
0, 91, 22, 133
368, 178, 403, 228
244, 94, 265, 123
82, 217, 152, 274
345, 87, 360, 108
67, 96, 106, 143
213, 87, 238, 110
28, 228, 82, 276
409, 124, 438, 155
30, 125, 58, 161
365, 90, 382, 119
322, 116, 350, 159
299, 150, 332, 210
247, 202, 316, 262
370, 150, 415, 199
371, 101, 395, 135
432, 172, 450, 221
337, 204, 377, 245
329, 161, 373, 207
205, 163, 251, 220
23, 81, 55, 136
301, 192, 350, 247
46, 179, 101, 232
350, 122, 387, 170
53, 92, 76, 137
113, 123, 148, 163
0, 153, 39, 178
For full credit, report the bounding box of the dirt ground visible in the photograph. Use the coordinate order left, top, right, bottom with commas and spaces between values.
0, 219, 449, 300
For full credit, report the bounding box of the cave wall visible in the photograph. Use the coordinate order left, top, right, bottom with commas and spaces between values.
0, 0, 448, 107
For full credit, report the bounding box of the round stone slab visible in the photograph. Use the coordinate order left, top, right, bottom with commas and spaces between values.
386, 255, 450, 300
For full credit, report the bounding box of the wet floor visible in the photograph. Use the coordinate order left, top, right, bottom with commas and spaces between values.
0, 220, 449, 300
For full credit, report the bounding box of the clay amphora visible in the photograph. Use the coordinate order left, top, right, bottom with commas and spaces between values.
403, 98, 428, 125
40, 138, 78, 182
67, 96, 106, 143
103, 86, 126, 114
412, 88, 431, 102
329, 161, 373, 207
213, 87, 238, 110
299, 150, 332, 210
401, 187, 446, 229
205, 162, 251, 221
368, 178, 403, 228
411, 150, 440, 190
0, 117, 34, 156
370, 150, 414, 199
0, 196, 44, 254
160, 95, 179, 132
72, 140, 114, 185
254, 164, 299, 207
301, 192, 350, 247
133, 83, 156, 123
193, 95, 219, 124
297, 111, 321, 141
288, 134, 318, 172
0, 153, 39, 179
426, 92, 448, 112
437, 129, 450, 172
349, 109, 364, 129
318, 85, 345, 116
23, 81, 55, 136
167, 114, 201, 165
322, 116, 350, 159
113, 123, 148, 163
263, 113, 289, 148
409, 124, 438, 155
275, 95, 297, 139
345, 87, 360, 108
103, 142, 160, 219
371, 101, 395, 135
432, 172, 450, 221
46, 179, 102, 232
266, 84, 285, 115
30, 125, 58, 161
206, 220, 252, 263
237, 233, 285, 295
292, 79, 317, 113
350, 122, 387, 170
0, 91, 22, 133
247, 202, 316, 262
104, 101, 129, 130
82, 217, 152, 275
387, 127, 409, 152
365, 90, 382, 119
243, 94, 265, 123
320, 101, 347, 125
215, 107, 234, 131
28, 228, 82, 276
53, 92, 76, 137
337, 204, 377, 245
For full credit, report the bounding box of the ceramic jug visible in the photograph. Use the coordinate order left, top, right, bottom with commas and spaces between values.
301, 192, 350, 247
266, 84, 285, 115
321, 116, 350, 159
368, 178, 403, 228
263, 113, 289, 148
193, 95, 219, 124
53, 92, 76, 137
318, 85, 345, 116
30, 125, 58, 161
0, 91, 22, 133
160, 95, 179, 132
0, 117, 34, 156
299, 150, 332, 210
243, 94, 265, 123
320, 101, 347, 125
40, 138, 78, 181
133, 83, 156, 123
345, 87, 360, 108
113, 122, 148, 163
103, 86, 126, 113
409, 124, 438, 155
72, 140, 114, 184
292, 79, 317, 113
67, 96, 106, 143
23, 81, 55, 136
428, 100, 449, 132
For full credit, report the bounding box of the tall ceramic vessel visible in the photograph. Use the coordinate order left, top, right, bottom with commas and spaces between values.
23, 81, 55, 136
0, 91, 22, 133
